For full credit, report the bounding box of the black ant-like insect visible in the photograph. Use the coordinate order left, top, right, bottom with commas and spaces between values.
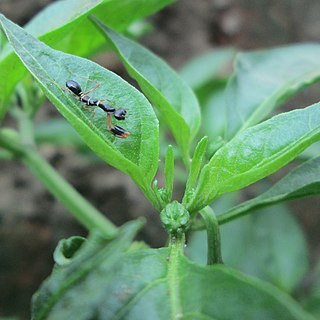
66, 80, 130, 138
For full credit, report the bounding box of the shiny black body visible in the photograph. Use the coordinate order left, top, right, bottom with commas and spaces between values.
114, 108, 127, 120
66, 80, 116, 113
65, 79, 130, 138
66, 80, 82, 96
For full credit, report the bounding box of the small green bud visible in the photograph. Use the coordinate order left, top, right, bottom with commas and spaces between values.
160, 201, 190, 236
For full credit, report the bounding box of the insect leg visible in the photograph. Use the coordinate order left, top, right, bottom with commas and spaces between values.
106, 113, 130, 138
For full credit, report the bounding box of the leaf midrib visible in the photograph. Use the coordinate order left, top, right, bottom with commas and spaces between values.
114, 244, 185, 320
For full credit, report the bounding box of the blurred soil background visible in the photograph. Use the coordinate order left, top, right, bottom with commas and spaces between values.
1, 0, 320, 318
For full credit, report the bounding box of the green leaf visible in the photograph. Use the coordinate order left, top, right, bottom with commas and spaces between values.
188, 204, 308, 293
91, 17, 201, 164
32, 237, 313, 319
179, 48, 235, 90
226, 44, 320, 139
188, 102, 320, 212
25, 0, 175, 41
0, 14, 159, 207
220, 205, 308, 293
0, 0, 175, 116
219, 156, 320, 224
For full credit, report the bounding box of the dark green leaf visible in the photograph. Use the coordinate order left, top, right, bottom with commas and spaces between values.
219, 156, 320, 224
303, 261, 320, 318
188, 203, 309, 293
91, 17, 201, 164
188, 102, 320, 212
0, 0, 175, 116
220, 205, 308, 293
0, 15, 159, 206
304, 295, 320, 319
32, 219, 144, 320
33, 237, 313, 319
226, 44, 320, 139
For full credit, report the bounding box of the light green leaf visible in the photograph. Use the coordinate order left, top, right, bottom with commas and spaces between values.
188, 102, 320, 212
33, 230, 313, 319
0, 14, 159, 207
0, 0, 175, 116
35, 119, 84, 147
226, 44, 320, 139
180, 50, 233, 144
25, 0, 175, 40
91, 17, 201, 164
219, 156, 320, 224
179, 48, 235, 90
201, 82, 228, 140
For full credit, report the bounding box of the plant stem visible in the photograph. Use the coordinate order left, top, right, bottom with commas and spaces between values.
0, 131, 118, 239
199, 206, 223, 265
168, 233, 185, 319
23, 150, 118, 238
169, 233, 185, 255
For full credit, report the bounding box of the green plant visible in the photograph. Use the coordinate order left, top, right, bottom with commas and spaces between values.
1, 1, 320, 319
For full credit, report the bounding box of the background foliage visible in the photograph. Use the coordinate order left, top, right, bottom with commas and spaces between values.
1, 0, 320, 319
